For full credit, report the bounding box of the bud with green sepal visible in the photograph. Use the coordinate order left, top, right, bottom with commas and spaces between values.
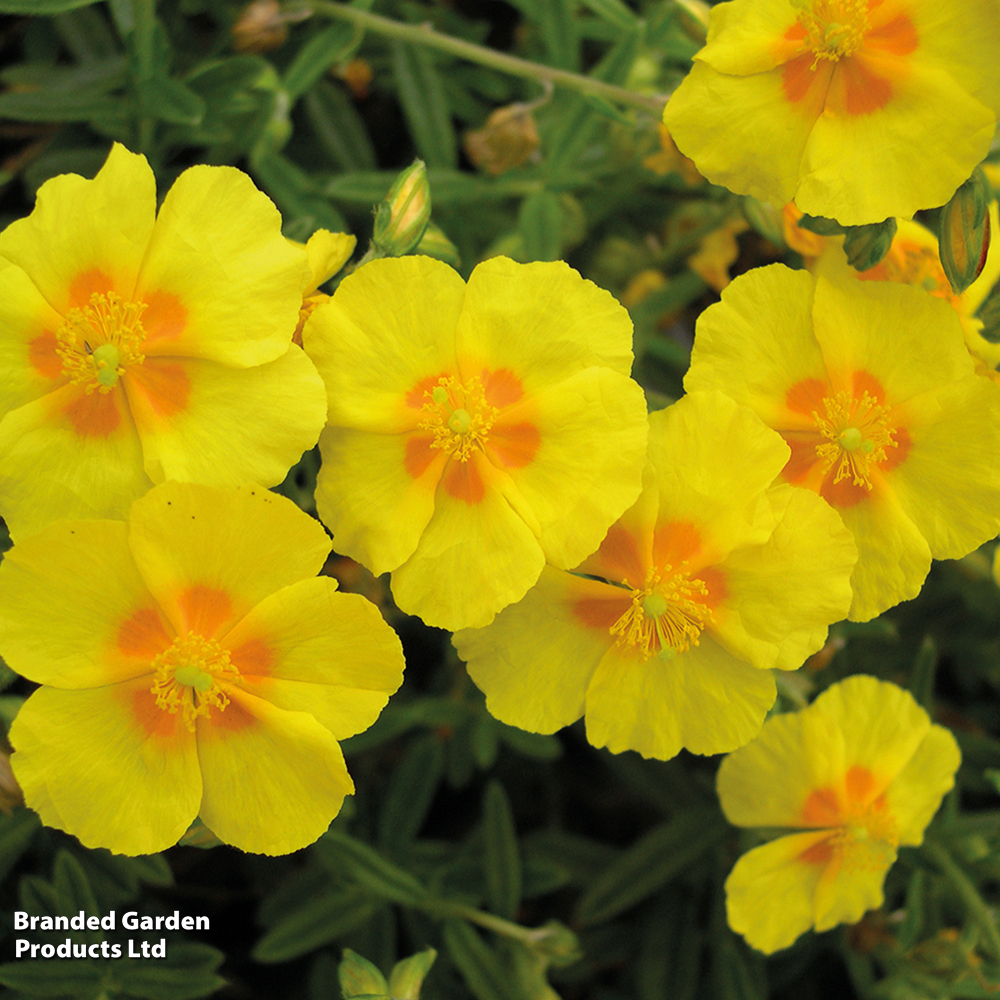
371, 160, 431, 259
939, 165, 992, 294
339, 949, 389, 1000
842, 217, 897, 271
388, 948, 437, 1000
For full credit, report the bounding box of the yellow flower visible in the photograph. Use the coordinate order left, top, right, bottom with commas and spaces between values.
685, 264, 1000, 620
453, 392, 856, 760
718, 674, 960, 954
0, 143, 326, 541
0, 482, 405, 856
291, 229, 357, 345
303, 255, 648, 631
662, 0, 1000, 225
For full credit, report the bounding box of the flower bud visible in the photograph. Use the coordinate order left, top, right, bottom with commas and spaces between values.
842, 217, 897, 271
372, 160, 431, 257
339, 948, 389, 999
232, 0, 287, 53
940, 165, 992, 294
387, 948, 437, 1000
415, 220, 460, 267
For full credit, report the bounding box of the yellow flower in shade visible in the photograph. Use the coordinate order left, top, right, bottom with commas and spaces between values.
453, 392, 856, 760
0, 143, 327, 541
303, 255, 648, 631
685, 264, 1000, 621
0, 482, 405, 856
718, 674, 960, 954
662, 0, 1000, 225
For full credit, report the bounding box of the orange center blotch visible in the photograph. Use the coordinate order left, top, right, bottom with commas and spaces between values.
176, 584, 234, 640
62, 386, 123, 438
139, 290, 188, 352
489, 421, 540, 470
117, 606, 174, 659
125, 359, 190, 421
29, 331, 62, 380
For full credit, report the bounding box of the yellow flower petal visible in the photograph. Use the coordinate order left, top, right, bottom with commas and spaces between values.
456, 256, 635, 392
196, 685, 353, 855
712, 482, 856, 671
315, 425, 443, 576
304, 255, 465, 432
454, 567, 614, 734
887, 724, 961, 845
0, 383, 149, 540
9, 680, 200, 856
0, 143, 155, 314
496, 367, 647, 570
128, 483, 332, 639
0, 519, 171, 688
696, 0, 799, 75
224, 577, 404, 741
390, 460, 546, 630
136, 164, 308, 367
583, 634, 777, 759
303, 230, 356, 293
127, 345, 326, 488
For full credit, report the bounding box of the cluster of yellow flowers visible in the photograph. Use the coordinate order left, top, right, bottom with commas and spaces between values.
0, 0, 996, 956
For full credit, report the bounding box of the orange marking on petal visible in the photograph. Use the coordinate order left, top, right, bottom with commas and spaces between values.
140, 290, 188, 351
118, 607, 174, 659
836, 56, 893, 115
698, 565, 728, 609
125, 359, 190, 420
130, 684, 179, 738
69, 269, 114, 308
798, 835, 835, 866
782, 54, 833, 107
230, 637, 274, 677
63, 386, 122, 437
852, 370, 886, 403
845, 764, 877, 803
653, 520, 702, 568
482, 367, 525, 409
782, 435, 822, 484
489, 421, 540, 469
801, 785, 842, 827
786, 377, 830, 417
881, 423, 910, 474
176, 584, 233, 639
404, 434, 438, 479
442, 456, 486, 503
29, 330, 62, 380
592, 526, 647, 588
575, 595, 631, 631
820, 468, 873, 508
202, 691, 256, 732
866, 12, 917, 56
406, 371, 451, 410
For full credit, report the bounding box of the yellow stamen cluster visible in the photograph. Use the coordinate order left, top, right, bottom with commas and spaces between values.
814, 390, 897, 489
793, 0, 869, 68
610, 568, 713, 661
419, 375, 498, 462
150, 632, 240, 731
56, 292, 147, 393
831, 799, 899, 873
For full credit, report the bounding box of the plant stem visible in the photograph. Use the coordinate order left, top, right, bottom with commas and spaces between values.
299, 1, 668, 114
922, 837, 1000, 960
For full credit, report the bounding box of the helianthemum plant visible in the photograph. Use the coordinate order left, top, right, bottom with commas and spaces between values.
0, 143, 327, 540
0, 483, 405, 856
303, 254, 648, 631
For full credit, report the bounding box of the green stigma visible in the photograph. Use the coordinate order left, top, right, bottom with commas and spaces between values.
92, 343, 121, 387
643, 592, 668, 618
448, 408, 472, 434
839, 426, 863, 451
174, 664, 214, 692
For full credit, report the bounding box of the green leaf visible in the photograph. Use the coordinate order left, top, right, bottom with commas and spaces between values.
0, 0, 102, 10
0, 808, 39, 883
137, 75, 205, 125
304, 80, 377, 172
977, 275, 1000, 343
537, 0, 579, 70
574, 808, 726, 926
53, 850, 101, 940
339, 948, 390, 998
496, 724, 561, 760
519, 190, 563, 262
579, 0, 640, 30
316, 830, 430, 907
713, 934, 767, 1000
0, 87, 123, 122
0, 959, 102, 997
19, 873, 60, 916
910, 635, 938, 712
390, 39, 457, 168
284, 23, 362, 103
251, 151, 347, 233
638, 892, 701, 1000
378, 734, 445, 852
796, 213, 847, 236
253, 887, 378, 963
443, 920, 522, 1000
482, 781, 521, 921
115, 941, 226, 1000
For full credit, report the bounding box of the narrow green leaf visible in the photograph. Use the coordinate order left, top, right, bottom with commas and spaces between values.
496, 724, 561, 760
897, 868, 926, 949
579, 0, 639, 31
579, 92, 633, 124
390, 39, 457, 168
116, 941, 226, 1000
53, 850, 101, 939
137, 75, 205, 125
713, 935, 767, 1000
470, 715, 500, 770
378, 734, 445, 852
574, 808, 726, 926
252, 887, 378, 963
443, 920, 520, 1000
0, 0, 102, 10
0, 88, 123, 122
251, 151, 347, 233
976, 276, 1000, 343
0, 808, 39, 883
304, 80, 377, 172
537, 0, 579, 70
910, 635, 938, 712
19, 874, 59, 916
53, 5, 119, 62
316, 830, 430, 907
284, 23, 362, 102
0, 959, 102, 997
519, 190, 563, 262
483, 781, 521, 920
